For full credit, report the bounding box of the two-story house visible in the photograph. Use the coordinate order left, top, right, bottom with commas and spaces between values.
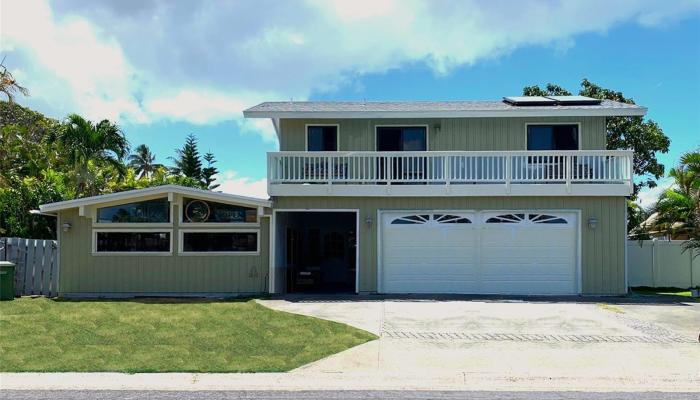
40, 96, 645, 297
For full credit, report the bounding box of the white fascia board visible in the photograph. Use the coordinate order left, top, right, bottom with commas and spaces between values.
243, 108, 647, 119
40, 184, 271, 213
268, 183, 632, 197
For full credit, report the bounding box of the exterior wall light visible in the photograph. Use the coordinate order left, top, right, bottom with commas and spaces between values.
365, 216, 373, 228
61, 222, 72, 232
587, 217, 598, 230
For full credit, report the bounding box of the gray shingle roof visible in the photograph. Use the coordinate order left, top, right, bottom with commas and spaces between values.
243, 99, 646, 118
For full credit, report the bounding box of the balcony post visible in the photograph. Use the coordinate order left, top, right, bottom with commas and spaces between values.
505, 155, 511, 194
444, 155, 450, 194
565, 155, 572, 194
387, 155, 392, 195
327, 155, 333, 194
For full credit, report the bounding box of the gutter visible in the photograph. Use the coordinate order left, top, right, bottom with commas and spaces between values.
30, 209, 57, 217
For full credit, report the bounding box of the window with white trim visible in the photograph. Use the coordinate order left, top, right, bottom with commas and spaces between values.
95, 231, 171, 253
307, 125, 338, 151
391, 214, 430, 224
182, 198, 257, 224
96, 198, 169, 223
390, 214, 472, 225
485, 213, 568, 224
181, 231, 259, 253
527, 125, 578, 150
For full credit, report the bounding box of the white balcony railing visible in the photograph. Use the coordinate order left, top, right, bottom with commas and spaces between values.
267, 150, 634, 196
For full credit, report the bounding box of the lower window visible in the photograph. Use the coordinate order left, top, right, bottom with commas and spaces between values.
95, 231, 171, 253
182, 231, 258, 253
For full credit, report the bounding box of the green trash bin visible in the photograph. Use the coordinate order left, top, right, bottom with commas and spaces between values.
0, 261, 16, 300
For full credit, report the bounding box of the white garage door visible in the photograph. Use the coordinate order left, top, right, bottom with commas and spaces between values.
380, 211, 578, 295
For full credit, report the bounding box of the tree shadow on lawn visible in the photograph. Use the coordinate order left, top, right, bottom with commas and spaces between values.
51, 295, 270, 305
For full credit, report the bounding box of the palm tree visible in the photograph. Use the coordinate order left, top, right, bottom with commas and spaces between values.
128, 144, 162, 179
652, 150, 700, 257
0, 58, 29, 102
56, 114, 129, 195
678, 151, 700, 257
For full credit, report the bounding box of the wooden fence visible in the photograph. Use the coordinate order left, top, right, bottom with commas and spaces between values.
0, 237, 59, 297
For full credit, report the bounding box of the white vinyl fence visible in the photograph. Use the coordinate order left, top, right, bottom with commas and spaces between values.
627, 240, 699, 288
0, 237, 59, 297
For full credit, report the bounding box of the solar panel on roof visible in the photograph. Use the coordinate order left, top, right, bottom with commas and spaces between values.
545, 96, 602, 105
503, 96, 557, 106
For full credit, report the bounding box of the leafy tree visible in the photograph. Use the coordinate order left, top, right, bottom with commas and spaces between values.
128, 144, 163, 179
170, 134, 202, 181
55, 114, 130, 196
202, 152, 220, 190
522, 83, 571, 97
0, 171, 72, 239
0, 101, 63, 186
522, 79, 670, 196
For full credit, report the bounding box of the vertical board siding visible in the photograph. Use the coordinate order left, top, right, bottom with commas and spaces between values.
273, 196, 626, 295
280, 117, 607, 151
58, 205, 270, 297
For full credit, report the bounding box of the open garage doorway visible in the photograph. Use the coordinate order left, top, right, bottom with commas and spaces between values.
273, 211, 358, 294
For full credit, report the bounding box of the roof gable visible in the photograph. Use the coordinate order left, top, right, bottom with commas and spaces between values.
39, 185, 271, 213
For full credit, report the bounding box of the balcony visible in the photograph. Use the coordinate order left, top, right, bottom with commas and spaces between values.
267, 150, 634, 197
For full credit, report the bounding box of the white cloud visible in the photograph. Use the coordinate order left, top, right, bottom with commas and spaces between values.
636, 177, 675, 210
2, 0, 698, 140
215, 170, 268, 199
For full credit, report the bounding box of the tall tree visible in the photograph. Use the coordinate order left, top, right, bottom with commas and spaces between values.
55, 114, 130, 196
522, 79, 670, 195
128, 144, 163, 179
522, 83, 571, 97
0, 58, 29, 103
201, 152, 220, 190
170, 134, 202, 181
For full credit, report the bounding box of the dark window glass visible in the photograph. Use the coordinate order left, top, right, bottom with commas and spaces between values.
183, 198, 257, 223
97, 199, 169, 223
527, 125, 578, 150
96, 232, 170, 252
182, 232, 258, 252
530, 214, 568, 224
307, 126, 338, 151
486, 214, 525, 223
376, 127, 427, 151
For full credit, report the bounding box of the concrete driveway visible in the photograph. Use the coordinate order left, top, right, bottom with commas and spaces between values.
258, 296, 700, 391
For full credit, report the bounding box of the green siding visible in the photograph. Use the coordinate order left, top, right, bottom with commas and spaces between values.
273, 196, 626, 295
58, 205, 269, 297
280, 117, 607, 151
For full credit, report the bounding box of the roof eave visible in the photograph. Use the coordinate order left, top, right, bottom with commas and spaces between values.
243, 108, 647, 119
39, 185, 272, 213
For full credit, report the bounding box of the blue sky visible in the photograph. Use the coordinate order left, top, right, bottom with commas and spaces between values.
3, 0, 699, 201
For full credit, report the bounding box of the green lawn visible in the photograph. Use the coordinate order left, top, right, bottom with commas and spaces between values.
630, 287, 693, 298
0, 297, 376, 373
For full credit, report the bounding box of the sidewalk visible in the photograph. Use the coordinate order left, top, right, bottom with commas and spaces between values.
2, 370, 699, 392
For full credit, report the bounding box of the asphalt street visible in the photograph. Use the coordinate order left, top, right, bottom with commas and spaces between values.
3, 391, 699, 400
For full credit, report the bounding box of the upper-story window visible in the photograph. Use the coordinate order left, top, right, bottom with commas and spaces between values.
306, 125, 338, 151
182, 198, 258, 224
527, 124, 579, 150
96, 198, 170, 223
376, 126, 427, 151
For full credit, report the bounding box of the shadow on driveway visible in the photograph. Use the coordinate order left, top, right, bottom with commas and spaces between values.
272, 293, 697, 306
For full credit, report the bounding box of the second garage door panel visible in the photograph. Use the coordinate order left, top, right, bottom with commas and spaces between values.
380, 211, 578, 295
